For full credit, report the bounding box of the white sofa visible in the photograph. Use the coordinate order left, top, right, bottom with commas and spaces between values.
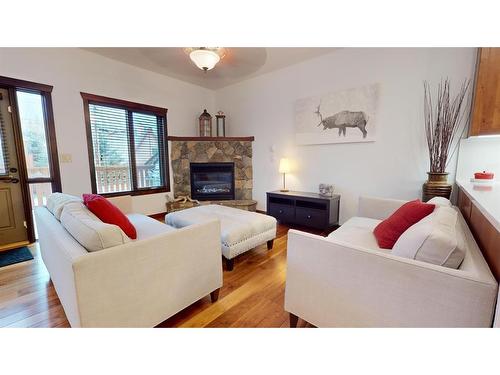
285, 196, 498, 327
35, 202, 223, 328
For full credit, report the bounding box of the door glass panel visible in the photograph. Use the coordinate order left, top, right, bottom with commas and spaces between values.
29, 182, 53, 240
16, 91, 51, 179
29, 182, 53, 208
0, 144, 5, 174
0, 103, 8, 175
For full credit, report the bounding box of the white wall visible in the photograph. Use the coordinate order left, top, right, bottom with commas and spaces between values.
456, 136, 500, 181
0, 48, 215, 215
215, 48, 477, 223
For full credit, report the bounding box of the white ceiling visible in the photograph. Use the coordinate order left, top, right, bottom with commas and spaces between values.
82, 48, 337, 90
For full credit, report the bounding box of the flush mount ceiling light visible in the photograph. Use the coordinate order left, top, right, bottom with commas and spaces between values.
185, 47, 226, 71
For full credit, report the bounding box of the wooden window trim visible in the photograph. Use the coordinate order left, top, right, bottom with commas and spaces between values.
81, 92, 170, 197
81, 92, 168, 117
0, 75, 53, 93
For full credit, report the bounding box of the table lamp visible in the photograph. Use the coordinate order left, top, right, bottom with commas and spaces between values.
279, 158, 290, 192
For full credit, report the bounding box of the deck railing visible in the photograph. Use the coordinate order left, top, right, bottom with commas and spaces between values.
27, 167, 52, 208
29, 182, 53, 208
95, 165, 156, 193
27, 165, 157, 208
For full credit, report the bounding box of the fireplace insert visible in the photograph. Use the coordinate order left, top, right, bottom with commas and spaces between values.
190, 162, 235, 201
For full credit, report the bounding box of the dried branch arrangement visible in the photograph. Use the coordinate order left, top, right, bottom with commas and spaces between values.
423, 78, 470, 173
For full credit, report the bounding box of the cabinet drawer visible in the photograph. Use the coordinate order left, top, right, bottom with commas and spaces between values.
295, 207, 327, 228
269, 203, 295, 222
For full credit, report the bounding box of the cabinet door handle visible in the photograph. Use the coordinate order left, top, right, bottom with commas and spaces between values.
279, 209, 283, 214
307, 215, 312, 219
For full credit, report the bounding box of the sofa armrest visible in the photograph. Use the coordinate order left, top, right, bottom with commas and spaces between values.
72, 219, 222, 327
285, 230, 498, 327
357, 196, 408, 220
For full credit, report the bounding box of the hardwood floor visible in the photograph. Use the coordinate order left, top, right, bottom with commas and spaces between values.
0, 223, 325, 328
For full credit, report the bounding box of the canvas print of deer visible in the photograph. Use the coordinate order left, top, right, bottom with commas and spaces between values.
295, 84, 380, 145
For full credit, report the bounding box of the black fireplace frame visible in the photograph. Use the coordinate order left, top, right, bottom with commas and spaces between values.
190, 162, 235, 201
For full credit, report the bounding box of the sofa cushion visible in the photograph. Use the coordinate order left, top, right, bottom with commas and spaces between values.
327, 217, 383, 252
83, 194, 137, 239
392, 206, 465, 269
373, 200, 435, 249
127, 213, 176, 240
60, 202, 131, 252
46, 192, 81, 221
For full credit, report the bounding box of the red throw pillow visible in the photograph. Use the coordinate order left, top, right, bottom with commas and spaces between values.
373, 199, 435, 249
82, 194, 137, 239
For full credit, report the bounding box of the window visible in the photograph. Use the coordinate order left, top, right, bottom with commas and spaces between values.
15, 88, 60, 212
16, 91, 51, 179
81, 93, 169, 196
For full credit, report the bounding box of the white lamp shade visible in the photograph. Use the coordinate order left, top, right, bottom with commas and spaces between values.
189, 49, 220, 71
279, 158, 291, 174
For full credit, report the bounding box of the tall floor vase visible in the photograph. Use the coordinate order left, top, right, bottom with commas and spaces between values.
422, 172, 452, 202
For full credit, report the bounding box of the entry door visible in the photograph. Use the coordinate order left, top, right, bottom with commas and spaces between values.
0, 88, 28, 248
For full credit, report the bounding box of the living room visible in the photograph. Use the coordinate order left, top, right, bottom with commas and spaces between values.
0, 48, 481, 218
1, 2, 500, 374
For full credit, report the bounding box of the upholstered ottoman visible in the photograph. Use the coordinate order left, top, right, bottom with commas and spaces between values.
165, 204, 277, 270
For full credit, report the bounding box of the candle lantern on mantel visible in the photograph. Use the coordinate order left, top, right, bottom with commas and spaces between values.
215, 111, 226, 137
199, 109, 212, 137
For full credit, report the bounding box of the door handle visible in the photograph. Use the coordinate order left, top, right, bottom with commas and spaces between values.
0, 176, 19, 183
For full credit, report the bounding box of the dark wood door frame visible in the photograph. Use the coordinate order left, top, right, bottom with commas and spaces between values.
0, 75, 61, 244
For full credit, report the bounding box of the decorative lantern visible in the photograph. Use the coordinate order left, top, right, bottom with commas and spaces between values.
215, 111, 226, 137
199, 109, 212, 137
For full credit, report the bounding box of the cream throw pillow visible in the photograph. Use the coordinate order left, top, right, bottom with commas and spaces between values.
427, 196, 452, 207
392, 206, 465, 269
46, 192, 81, 221
60, 202, 130, 252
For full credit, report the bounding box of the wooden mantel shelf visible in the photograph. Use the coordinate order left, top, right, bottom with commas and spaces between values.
167, 136, 254, 142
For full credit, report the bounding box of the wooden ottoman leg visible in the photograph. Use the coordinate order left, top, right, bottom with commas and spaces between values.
289, 313, 299, 328
210, 288, 220, 303
225, 258, 234, 271
267, 239, 274, 250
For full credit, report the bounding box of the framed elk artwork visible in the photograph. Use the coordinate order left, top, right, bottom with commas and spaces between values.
294, 83, 380, 145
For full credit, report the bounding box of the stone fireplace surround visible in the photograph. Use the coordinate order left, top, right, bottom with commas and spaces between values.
169, 136, 254, 200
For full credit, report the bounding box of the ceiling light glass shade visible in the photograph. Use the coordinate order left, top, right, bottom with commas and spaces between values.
189, 49, 221, 71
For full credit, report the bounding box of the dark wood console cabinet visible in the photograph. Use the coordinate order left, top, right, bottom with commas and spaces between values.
457, 186, 500, 282
266, 191, 340, 230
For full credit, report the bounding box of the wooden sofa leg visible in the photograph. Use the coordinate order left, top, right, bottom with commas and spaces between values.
225, 258, 234, 271
267, 239, 274, 250
210, 288, 220, 303
289, 313, 299, 328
